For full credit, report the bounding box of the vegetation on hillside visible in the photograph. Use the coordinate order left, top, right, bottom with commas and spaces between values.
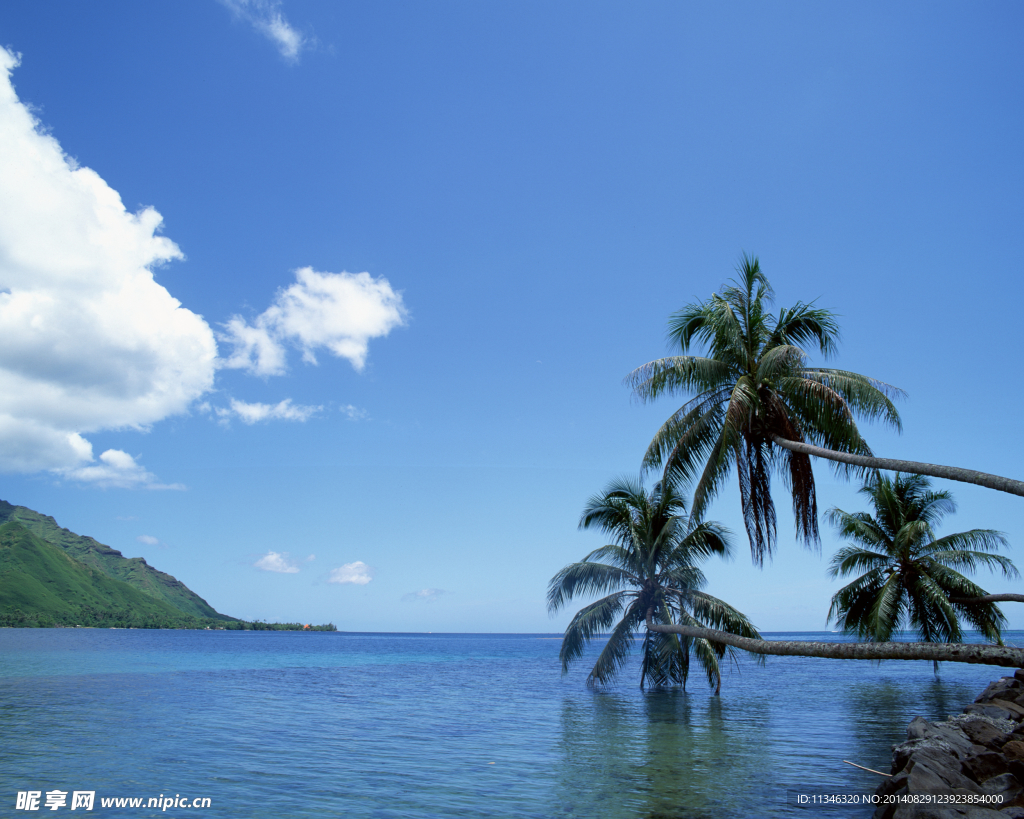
0, 608, 337, 630
0, 519, 333, 631
0, 500, 231, 620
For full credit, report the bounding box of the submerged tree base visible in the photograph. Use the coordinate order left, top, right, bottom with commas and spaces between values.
644, 617, 1024, 668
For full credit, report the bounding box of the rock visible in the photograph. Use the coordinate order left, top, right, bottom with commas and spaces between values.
894, 740, 962, 774
982, 772, 1023, 803
884, 676, 1024, 819
872, 792, 904, 819
873, 771, 910, 819
1009, 759, 1024, 782
908, 717, 978, 756
989, 700, 1024, 720
907, 760, 953, 794
964, 750, 1011, 782
967, 704, 1021, 722
891, 806, 967, 818
876, 770, 911, 798
907, 760, 981, 795
1003, 741, 1024, 762
960, 719, 1013, 750
978, 678, 1023, 704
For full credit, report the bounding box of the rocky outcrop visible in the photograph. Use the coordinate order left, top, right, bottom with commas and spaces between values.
873, 669, 1024, 818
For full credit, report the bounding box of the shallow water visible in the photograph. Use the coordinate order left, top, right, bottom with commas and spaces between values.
1, 629, 1015, 818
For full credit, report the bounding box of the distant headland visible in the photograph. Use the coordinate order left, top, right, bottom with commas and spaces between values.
0, 500, 334, 631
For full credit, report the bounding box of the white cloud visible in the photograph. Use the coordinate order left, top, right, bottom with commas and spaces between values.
219, 0, 307, 63
340, 404, 368, 421
59, 450, 185, 490
136, 535, 159, 546
254, 551, 300, 573
305, 554, 315, 562
221, 267, 407, 376
217, 398, 321, 424
0, 48, 406, 487
402, 588, 446, 602
0, 49, 217, 481
328, 561, 373, 585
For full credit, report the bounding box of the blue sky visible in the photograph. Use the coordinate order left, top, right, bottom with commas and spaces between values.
0, 1, 1021, 632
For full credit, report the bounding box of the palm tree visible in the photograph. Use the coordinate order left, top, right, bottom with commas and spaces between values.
627, 255, 903, 563
548, 470, 761, 692
629, 258, 1024, 561
827, 472, 1018, 669
643, 473, 1024, 669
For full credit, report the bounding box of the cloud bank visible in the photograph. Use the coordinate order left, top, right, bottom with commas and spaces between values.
221, 267, 407, 376
328, 561, 373, 585
0, 48, 216, 485
254, 551, 300, 573
219, 0, 307, 63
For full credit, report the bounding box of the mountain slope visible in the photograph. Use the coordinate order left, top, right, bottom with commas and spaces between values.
0, 521, 193, 621
0, 500, 232, 620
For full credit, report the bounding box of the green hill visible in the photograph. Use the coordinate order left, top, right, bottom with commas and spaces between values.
0, 500, 232, 620
0, 521, 197, 625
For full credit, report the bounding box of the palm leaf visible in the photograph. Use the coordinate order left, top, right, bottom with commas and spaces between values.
558, 591, 630, 673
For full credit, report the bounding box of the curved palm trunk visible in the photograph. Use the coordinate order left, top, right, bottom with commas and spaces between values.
644, 615, 1024, 668
949, 594, 1024, 604
770, 435, 1024, 498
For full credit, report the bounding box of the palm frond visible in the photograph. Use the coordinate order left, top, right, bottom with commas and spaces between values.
771, 302, 841, 358
626, 356, 734, 404
927, 549, 1019, 579
641, 391, 729, 477
924, 529, 1012, 558
827, 545, 891, 579
825, 508, 889, 549
547, 562, 635, 614
798, 369, 903, 431
587, 601, 646, 686
558, 591, 630, 674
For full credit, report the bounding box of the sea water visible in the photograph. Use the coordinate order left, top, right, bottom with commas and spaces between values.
0, 629, 1015, 818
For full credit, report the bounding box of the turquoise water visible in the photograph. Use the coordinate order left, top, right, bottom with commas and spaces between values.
0, 629, 1016, 818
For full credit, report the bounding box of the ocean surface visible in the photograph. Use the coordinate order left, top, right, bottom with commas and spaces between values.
1, 629, 1018, 818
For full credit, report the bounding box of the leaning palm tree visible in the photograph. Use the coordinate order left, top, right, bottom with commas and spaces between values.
827, 472, 1018, 670
629, 259, 1024, 565
628, 255, 903, 563
548, 470, 761, 692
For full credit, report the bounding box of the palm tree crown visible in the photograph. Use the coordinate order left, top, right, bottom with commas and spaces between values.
548, 470, 760, 691
628, 256, 903, 563
827, 472, 1018, 647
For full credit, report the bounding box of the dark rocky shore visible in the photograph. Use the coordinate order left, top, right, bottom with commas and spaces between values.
873, 669, 1024, 818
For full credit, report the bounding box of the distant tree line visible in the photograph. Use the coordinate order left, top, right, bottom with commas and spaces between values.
0, 606, 337, 631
